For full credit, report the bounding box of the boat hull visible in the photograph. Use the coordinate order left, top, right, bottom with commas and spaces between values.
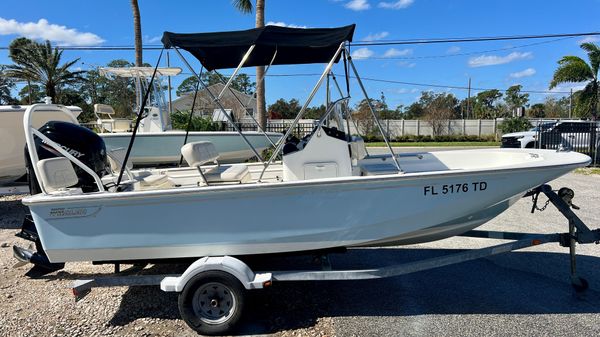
0, 105, 80, 186
100, 131, 281, 165
23, 150, 589, 263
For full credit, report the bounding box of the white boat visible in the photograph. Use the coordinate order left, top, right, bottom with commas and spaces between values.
95, 67, 280, 165
14, 24, 592, 266
0, 101, 81, 186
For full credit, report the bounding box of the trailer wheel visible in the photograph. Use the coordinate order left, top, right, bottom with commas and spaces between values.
178, 271, 245, 335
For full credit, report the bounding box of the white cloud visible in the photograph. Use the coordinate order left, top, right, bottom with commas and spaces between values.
0, 17, 104, 46
383, 48, 412, 58
579, 36, 600, 44
509, 68, 536, 78
398, 61, 416, 68
266, 21, 307, 29
548, 82, 586, 94
351, 47, 374, 59
446, 46, 461, 54
144, 35, 162, 43
363, 31, 389, 41
468, 51, 532, 67
378, 0, 414, 9
345, 0, 370, 11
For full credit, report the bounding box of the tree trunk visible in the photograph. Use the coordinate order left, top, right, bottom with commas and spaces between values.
592, 80, 598, 121
255, 0, 267, 129
131, 0, 143, 66
45, 82, 56, 103
27, 79, 32, 104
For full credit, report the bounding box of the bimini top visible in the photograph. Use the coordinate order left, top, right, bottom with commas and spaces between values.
161, 24, 355, 70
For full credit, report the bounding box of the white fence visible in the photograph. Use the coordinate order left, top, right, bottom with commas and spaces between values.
349, 119, 501, 138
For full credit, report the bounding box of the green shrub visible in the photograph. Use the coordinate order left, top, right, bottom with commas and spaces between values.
498, 117, 532, 134
358, 134, 497, 143
171, 110, 222, 131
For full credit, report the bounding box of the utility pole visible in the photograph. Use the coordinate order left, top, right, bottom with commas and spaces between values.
467, 77, 471, 119
569, 88, 573, 119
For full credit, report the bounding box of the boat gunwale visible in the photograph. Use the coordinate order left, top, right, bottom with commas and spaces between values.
22, 150, 590, 206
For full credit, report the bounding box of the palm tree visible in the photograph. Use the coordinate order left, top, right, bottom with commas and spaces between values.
550, 43, 600, 119
232, 0, 267, 129
0, 66, 16, 104
6, 39, 85, 102
131, 0, 143, 66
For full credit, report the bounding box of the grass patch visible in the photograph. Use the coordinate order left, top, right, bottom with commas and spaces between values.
365, 141, 500, 147
574, 167, 600, 175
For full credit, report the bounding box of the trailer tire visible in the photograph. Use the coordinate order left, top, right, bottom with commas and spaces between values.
178, 271, 245, 335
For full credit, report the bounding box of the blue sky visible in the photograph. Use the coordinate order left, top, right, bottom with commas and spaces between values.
1, 0, 599, 109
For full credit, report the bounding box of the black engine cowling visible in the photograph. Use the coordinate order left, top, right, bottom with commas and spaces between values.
26, 121, 110, 193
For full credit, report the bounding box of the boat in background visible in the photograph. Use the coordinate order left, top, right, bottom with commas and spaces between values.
0, 99, 81, 187
95, 67, 280, 165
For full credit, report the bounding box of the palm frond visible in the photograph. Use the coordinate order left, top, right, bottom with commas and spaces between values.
549, 55, 594, 89
232, 0, 253, 13
580, 42, 600, 77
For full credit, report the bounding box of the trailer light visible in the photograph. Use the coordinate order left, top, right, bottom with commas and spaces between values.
263, 280, 272, 287
532, 239, 542, 245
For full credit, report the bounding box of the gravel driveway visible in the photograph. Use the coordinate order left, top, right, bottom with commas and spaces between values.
1, 172, 599, 336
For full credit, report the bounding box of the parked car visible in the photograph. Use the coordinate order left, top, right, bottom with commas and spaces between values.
501, 121, 555, 148
539, 120, 600, 152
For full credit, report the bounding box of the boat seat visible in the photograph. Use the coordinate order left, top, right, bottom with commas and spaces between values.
181, 141, 250, 184
107, 148, 170, 189
94, 104, 131, 132
205, 165, 251, 183
360, 162, 401, 176
36, 157, 82, 194
181, 141, 219, 167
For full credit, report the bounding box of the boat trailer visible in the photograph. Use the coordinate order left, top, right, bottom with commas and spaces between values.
69, 184, 599, 335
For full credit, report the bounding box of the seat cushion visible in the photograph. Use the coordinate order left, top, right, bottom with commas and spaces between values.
36, 157, 79, 192
360, 163, 400, 176
205, 165, 250, 183
181, 141, 220, 167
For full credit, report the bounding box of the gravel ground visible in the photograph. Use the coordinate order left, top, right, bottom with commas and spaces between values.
1, 172, 599, 336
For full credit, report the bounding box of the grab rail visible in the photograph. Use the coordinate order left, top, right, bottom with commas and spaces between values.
23, 103, 105, 194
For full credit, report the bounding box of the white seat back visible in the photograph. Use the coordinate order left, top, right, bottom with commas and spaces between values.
94, 104, 116, 116
350, 136, 368, 161
36, 157, 79, 192
181, 141, 220, 167
107, 148, 133, 173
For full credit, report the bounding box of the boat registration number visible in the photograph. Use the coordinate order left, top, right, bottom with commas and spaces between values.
423, 182, 487, 196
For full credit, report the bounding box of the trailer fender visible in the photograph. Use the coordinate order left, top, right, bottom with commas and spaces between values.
160, 256, 272, 292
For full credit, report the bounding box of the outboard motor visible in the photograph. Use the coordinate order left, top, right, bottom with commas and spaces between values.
16, 121, 110, 275
26, 121, 110, 194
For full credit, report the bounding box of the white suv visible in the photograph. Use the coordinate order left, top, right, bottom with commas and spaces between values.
501, 122, 555, 148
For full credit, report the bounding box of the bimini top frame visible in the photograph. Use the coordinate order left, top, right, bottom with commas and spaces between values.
162, 24, 402, 178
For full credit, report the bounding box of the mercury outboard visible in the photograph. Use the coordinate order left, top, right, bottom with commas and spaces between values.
15, 121, 110, 275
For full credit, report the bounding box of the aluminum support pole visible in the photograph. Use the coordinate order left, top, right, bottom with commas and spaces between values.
347, 53, 402, 173
257, 42, 346, 181
173, 47, 264, 162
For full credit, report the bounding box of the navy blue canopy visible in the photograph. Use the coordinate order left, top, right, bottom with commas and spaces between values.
162, 24, 355, 70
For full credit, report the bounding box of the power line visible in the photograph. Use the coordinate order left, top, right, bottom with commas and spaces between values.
359, 37, 574, 60
176, 71, 573, 94
0, 31, 598, 50
351, 31, 600, 46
